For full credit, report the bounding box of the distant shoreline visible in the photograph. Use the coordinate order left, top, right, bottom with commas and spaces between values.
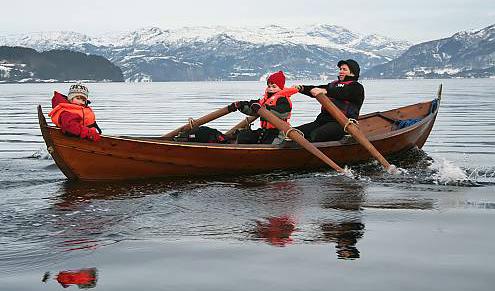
1, 76, 494, 85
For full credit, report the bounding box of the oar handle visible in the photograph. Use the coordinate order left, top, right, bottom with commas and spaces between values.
161, 106, 231, 139
315, 93, 394, 172
256, 106, 345, 173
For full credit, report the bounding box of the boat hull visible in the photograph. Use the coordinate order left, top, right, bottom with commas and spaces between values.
38, 98, 439, 181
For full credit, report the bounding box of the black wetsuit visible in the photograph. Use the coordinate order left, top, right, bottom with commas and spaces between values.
296, 76, 365, 142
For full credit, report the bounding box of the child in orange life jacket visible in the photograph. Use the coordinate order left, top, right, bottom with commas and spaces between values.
49, 83, 102, 142
229, 71, 298, 144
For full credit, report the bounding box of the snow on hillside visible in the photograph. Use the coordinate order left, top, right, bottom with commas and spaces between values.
0, 24, 413, 82
0, 24, 411, 56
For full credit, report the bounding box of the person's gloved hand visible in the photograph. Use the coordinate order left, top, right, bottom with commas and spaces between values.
228, 101, 239, 112
80, 127, 101, 142
293, 85, 303, 92
250, 103, 261, 113
238, 101, 249, 109
237, 101, 251, 114
87, 128, 101, 142
310, 88, 327, 97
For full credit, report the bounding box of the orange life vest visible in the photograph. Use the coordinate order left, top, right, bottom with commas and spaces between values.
259, 87, 298, 129
49, 103, 96, 127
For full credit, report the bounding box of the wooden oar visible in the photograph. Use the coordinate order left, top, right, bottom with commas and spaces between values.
160, 106, 231, 139
224, 116, 259, 137
315, 93, 397, 174
256, 106, 346, 174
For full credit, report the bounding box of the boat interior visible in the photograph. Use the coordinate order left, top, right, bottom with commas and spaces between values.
117, 98, 439, 147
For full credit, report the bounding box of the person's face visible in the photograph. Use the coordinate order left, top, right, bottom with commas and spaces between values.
339, 64, 354, 81
266, 82, 281, 93
71, 95, 87, 106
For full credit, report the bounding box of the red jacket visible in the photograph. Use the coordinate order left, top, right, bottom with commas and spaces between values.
49, 91, 99, 137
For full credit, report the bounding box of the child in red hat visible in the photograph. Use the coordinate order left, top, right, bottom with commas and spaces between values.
229, 71, 298, 144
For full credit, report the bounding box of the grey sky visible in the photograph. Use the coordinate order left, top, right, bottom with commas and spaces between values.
1, 0, 493, 43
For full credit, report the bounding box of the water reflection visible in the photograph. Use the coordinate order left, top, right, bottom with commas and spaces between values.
46, 174, 437, 263
241, 176, 366, 260
321, 222, 364, 260
241, 178, 303, 247
254, 215, 297, 247
42, 268, 98, 289
318, 182, 365, 260
49, 179, 185, 252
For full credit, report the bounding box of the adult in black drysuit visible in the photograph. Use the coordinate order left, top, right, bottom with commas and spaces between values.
294, 59, 365, 142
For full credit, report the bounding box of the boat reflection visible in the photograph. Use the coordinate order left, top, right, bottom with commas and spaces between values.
53, 179, 182, 209
48, 179, 181, 252
48, 173, 435, 262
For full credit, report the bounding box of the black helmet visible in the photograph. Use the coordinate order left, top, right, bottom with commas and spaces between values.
337, 59, 360, 78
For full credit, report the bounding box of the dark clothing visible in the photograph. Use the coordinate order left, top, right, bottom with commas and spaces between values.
299, 75, 364, 122
174, 126, 228, 143
236, 128, 280, 144
296, 120, 345, 142
297, 75, 365, 142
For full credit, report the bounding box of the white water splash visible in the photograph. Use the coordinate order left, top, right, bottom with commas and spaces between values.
465, 167, 495, 184
428, 158, 468, 185
29, 147, 52, 160
395, 167, 409, 175
314, 168, 354, 180
342, 166, 355, 178
386, 165, 409, 175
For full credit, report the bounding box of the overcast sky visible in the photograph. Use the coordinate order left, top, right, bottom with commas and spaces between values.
1, 0, 493, 43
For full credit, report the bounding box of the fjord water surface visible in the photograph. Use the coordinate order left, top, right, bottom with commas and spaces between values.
0, 79, 494, 290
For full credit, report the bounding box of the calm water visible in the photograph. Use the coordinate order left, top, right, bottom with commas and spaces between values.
0, 79, 494, 290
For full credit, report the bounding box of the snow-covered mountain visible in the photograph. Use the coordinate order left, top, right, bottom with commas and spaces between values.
0, 25, 411, 82
364, 24, 495, 78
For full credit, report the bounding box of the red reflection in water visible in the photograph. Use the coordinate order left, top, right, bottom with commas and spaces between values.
61, 239, 100, 252
56, 268, 98, 289
256, 216, 296, 247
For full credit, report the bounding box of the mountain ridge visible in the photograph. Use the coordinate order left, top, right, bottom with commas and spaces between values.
2, 24, 494, 81
364, 24, 495, 78
0, 24, 411, 82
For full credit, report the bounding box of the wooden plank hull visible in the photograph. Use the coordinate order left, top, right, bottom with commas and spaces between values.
38, 98, 439, 181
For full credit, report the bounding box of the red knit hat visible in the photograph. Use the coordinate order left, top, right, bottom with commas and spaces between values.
267, 71, 285, 89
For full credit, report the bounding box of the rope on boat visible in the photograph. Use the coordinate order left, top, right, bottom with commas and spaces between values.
284, 127, 304, 140
244, 117, 252, 128
343, 118, 358, 133
188, 117, 196, 129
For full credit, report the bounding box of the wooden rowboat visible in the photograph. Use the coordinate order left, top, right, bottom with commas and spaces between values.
38, 89, 441, 181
